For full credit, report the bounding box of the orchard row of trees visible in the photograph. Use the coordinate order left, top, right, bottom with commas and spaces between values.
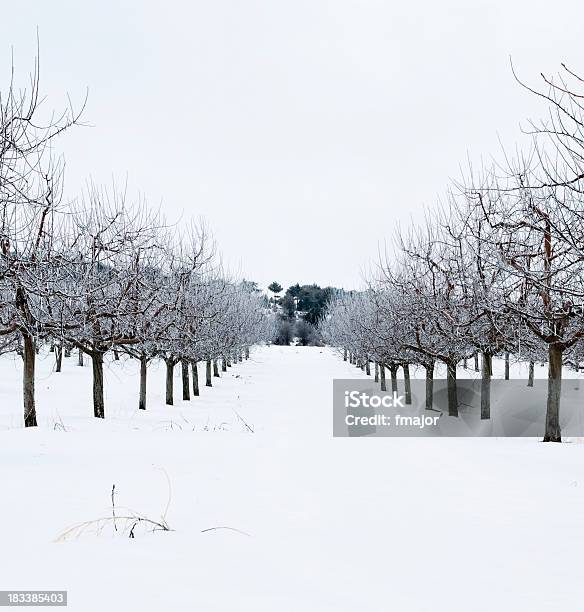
321, 62, 584, 442
0, 52, 271, 427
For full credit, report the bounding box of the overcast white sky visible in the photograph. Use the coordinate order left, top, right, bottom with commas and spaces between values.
2, 1, 584, 290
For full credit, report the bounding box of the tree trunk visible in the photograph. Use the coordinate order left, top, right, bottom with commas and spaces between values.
474, 352, 479, 372
222, 356, 227, 372
213, 359, 220, 377
403, 363, 412, 405
139, 355, 147, 410
238, 351, 243, 363
206, 359, 212, 387
380, 363, 386, 391
182, 359, 190, 400
245, 347, 250, 359
425, 362, 434, 411
365, 357, 371, 376
78, 347, 84, 366
463, 357, 467, 369
23, 332, 37, 427
64, 343, 71, 358
343, 348, 347, 361
543, 343, 563, 442
55, 342, 63, 373
191, 361, 200, 396
481, 351, 492, 420
374, 361, 379, 383
447, 359, 458, 417
227, 355, 232, 367
504, 351, 510, 380
165, 358, 174, 405
113, 349, 120, 361
389, 364, 398, 393
528, 360, 534, 387
92, 352, 105, 418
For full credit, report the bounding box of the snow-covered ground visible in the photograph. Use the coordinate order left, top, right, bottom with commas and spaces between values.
1, 347, 584, 611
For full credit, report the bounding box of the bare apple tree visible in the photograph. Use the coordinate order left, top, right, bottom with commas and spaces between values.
0, 48, 83, 426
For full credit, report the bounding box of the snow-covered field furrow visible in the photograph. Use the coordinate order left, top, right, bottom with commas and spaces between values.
1, 346, 583, 611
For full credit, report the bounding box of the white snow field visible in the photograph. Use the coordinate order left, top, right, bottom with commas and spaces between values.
1, 346, 584, 611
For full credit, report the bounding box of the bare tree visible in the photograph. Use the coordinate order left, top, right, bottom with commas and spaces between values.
57, 185, 161, 418
0, 47, 83, 426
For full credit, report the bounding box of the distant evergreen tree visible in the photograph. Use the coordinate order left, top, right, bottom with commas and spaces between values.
270, 282, 342, 346
287, 283, 302, 298
268, 281, 283, 294
295, 284, 334, 324
280, 294, 296, 319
